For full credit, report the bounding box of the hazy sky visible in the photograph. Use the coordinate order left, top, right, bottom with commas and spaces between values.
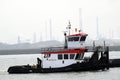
0, 0, 120, 44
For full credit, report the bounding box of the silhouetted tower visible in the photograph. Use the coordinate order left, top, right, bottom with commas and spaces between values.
96, 16, 99, 40
33, 33, 36, 43
45, 21, 47, 41
109, 28, 114, 39
49, 19, 52, 40
79, 8, 83, 31
40, 32, 43, 41
17, 36, 21, 44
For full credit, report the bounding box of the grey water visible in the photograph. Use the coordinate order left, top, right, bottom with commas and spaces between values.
0, 51, 120, 80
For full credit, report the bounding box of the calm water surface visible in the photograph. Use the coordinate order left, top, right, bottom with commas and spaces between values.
0, 51, 120, 80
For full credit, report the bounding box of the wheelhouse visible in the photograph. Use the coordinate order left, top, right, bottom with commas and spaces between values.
67, 33, 87, 49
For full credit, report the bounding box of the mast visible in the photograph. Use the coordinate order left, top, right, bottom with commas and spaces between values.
67, 21, 71, 35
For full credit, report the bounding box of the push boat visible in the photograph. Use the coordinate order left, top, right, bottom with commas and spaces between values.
7, 22, 120, 74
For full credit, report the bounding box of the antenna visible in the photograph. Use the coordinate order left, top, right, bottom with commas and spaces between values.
79, 8, 83, 31
67, 21, 71, 35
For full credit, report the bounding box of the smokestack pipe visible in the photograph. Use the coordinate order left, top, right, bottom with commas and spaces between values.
64, 32, 68, 49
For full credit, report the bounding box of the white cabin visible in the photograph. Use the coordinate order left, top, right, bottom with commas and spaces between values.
41, 50, 85, 68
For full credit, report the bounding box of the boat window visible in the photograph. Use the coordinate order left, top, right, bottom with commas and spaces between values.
68, 37, 74, 41
64, 54, 68, 59
80, 36, 86, 41
44, 54, 51, 58
58, 54, 62, 60
75, 54, 84, 60
70, 54, 75, 59
68, 37, 79, 41
74, 37, 79, 41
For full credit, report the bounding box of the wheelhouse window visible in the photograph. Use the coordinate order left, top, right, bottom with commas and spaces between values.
68, 37, 79, 41
70, 54, 75, 59
74, 37, 79, 41
64, 54, 68, 59
75, 54, 84, 60
80, 36, 86, 41
58, 54, 62, 60
68, 37, 73, 41
44, 54, 51, 58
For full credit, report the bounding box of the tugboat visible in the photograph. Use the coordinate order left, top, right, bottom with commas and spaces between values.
8, 22, 110, 73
